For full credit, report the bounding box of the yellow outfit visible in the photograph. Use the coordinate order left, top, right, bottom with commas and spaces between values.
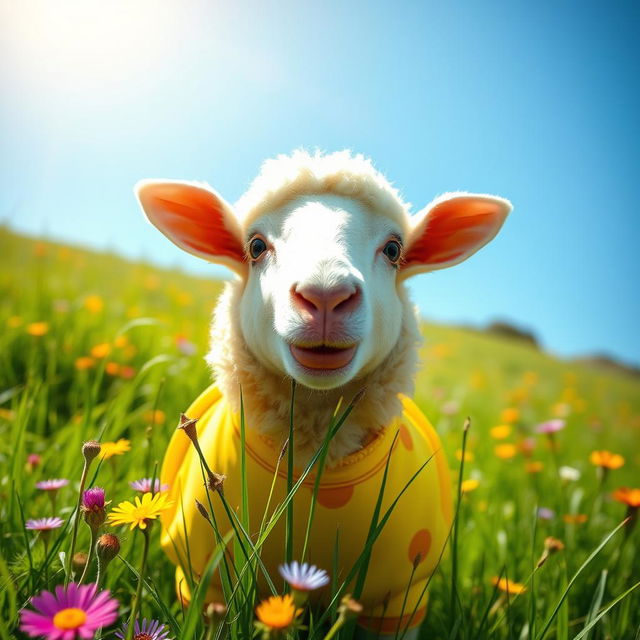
161, 385, 452, 631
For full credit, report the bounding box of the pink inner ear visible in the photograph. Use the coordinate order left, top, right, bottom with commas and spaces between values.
143, 184, 245, 264
403, 197, 507, 268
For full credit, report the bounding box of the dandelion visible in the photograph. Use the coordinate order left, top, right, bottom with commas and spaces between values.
500, 408, 519, 424
26, 322, 49, 336
26, 517, 64, 532
36, 479, 70, 492
90, 343, 111, 359
75, 357, 96, 371
491, 576, 527, 595
115, 618, 172, 640
255, 594, 303, 631
490, 425, 511, 440
108, 492, 173, 530
461, 478, 480, 493
129, 478, 169, 494
19, 582, 118, 639
589, 450, 624, 470
84, 295, 104, 313
559, 465, 581, 482
279, 561, 330, 592
494, 444, 517, 459
100, 439, 131, 460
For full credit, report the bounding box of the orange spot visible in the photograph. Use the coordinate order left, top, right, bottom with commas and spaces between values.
317, 485, 354, 509
358, 607, 426, 633
398, 424, 414, 450
408, 529, 432, 565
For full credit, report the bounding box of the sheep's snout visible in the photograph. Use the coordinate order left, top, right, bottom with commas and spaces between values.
291, 282, 361, 326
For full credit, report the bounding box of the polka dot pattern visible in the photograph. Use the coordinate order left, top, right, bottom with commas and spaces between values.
408, 528, 431, 565
317, 485, 354, 509
398, 423, 414, 450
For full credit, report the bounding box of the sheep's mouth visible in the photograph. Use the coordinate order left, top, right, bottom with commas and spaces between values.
289, 343, 357, 371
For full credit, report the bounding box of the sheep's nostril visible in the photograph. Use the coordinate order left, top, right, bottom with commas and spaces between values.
293, 283, 360, 317
332, 287, 360, 314
291, 285, 320, 313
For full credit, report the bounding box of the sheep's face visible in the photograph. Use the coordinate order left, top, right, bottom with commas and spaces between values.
238, 195, 405, 389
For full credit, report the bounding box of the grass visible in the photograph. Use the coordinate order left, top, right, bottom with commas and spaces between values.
0, 226, 639, 639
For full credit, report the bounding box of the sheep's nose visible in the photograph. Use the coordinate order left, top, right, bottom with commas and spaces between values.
292, 283, 360, 317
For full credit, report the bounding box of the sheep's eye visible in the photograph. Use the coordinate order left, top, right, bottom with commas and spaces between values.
249, 236, 267, 260
382, 240, 402, 264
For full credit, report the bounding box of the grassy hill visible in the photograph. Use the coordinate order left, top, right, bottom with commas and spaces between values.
0, 226, 638, 639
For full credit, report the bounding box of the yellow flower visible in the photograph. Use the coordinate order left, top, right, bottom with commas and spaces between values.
84, 295, 104, 313
100, 439, 131, 460
75, 357, 96, 371
90, 343, 111, 359
108, 492, 173, 530
461, 479, 479, 493
590, 450, 624, 470
500, 408, 520, 424
455, 449, 474, 462
492, 576, 526, 595
104, 362, 120, 376
525, 461, 544, 474
494, 444, 517, 459
255, 595, 302, 630
490, 425, 511, 440
563, 513, 588, 524
26, 322, 49, 336
113, 335, 129, 349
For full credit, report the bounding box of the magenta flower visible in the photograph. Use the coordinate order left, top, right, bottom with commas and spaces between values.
535, 419, 565, 434
25, 517, 64, 531
82, 487, 106, 510
36, 479, 70, 491
27, 453, 42, 468
20, 582, 118, 639
129, 478, 169, 494
115, 618, 172, 640
279, 561, 330, 591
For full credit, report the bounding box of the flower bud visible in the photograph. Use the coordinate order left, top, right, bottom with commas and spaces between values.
81, 487, 108, 533
96, 533, 120, 565
72, 552, 88, 574
82, 441, 101, 465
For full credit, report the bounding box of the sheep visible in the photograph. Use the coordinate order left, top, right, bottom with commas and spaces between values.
135, 149, 511, 636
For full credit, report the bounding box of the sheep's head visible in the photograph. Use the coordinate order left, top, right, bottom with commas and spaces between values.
136, 151, 511, 391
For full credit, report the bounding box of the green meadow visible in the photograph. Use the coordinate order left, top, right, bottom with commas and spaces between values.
1, 226, 638, 639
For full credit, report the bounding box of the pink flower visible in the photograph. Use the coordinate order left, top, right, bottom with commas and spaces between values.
25, 517, 64, 531
20, 582, 119, 639
36, 479, 70, 492
27, 454, 42, 469
535, 419, 565, 434
82, 487, 106, 510
129, 478, 169, 494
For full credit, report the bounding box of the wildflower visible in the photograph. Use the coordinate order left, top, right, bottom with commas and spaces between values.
537, 507, 555, 520
120, 365, 136, 379
115, 618, 172, 640
26, 322, 49, 336
72, 552, 88, 574
518, 437, 536, 457
537, 536, 565, 567
255, 594, 303, 631
589, 450, 624, 470
19, 582, 118, 639
96, 533, 121, 564
279, 561, 330, 592
36, 479, 69, 492
81, 487, 108, 532
612, 487, 640, 508
500, 408, 520, 424
100, 439, 131, 460
559, 465, 581, 482
461, 478, 480, 493
492, 576, 526, 595
563, 513, 588, 524
84, 295, 104, 313
525, 461, 544, 473
338, 594, 363, 616
129, 478, 169, 494
535, 419, 565, 434
82, 441, 102, 465
25, 517, 64, 532
175, 334, 197, 356
144, 409, 166, 425
90, 343, 111, 359
104, 362, 120, 376
75, 357, 96, 371
108, 492, 173, 530
113, 335, 129, 348
26, 453, 42, 472
490, 425, 511, 440
494, 444, 517, 459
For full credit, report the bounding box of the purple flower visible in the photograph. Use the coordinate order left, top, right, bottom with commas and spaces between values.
25, 517, 64, 531
20, 582, 118, 639
535, 419, 566, 434
35, 479, 69, 491
115, 618, 172, 640
537, 507, 555, 521
129, 478, 169, 494
279, 561, 330, 592
82, 487, 106, 510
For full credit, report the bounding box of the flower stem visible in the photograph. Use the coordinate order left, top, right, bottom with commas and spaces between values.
323, 612, 346, 640
66, 461, 89, 585
79, 528, 98, 584
127, 527, 150, 640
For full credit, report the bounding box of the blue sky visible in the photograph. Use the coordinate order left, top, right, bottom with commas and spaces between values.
1, 0, 639, 364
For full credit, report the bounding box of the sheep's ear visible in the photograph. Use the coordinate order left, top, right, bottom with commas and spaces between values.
135, 180, 247, 277
399, 193, 512, 280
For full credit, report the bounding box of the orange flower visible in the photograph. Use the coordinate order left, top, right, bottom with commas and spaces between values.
26, 322, 49, 336
490, 425, 511, 440
255, 595, 302, 630
494, 444, 517, 460
589, 450, 624, 470
144, 410, 166, 425
119, 366, 136, 380
113, 335, 129, 349
75, 357, 96, 371
492, 576, 526, 595
83, 295, 104, 313
612, 488, 640, 508
525, 461, 544, 473
500, 408, 520, 424
90, 343, 112, 359
455, 449, 474, 462
461, 479, 480, 493
104, 362, 120, 376
563, 513, 588, 524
